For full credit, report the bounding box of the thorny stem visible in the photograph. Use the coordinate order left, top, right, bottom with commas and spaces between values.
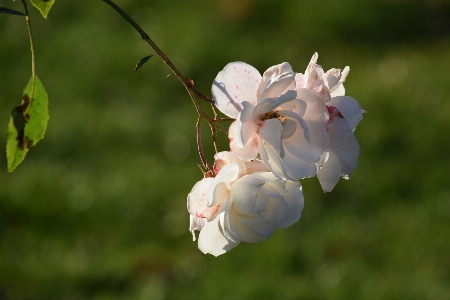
21, 0, 36, 92
102, 0, 224, 168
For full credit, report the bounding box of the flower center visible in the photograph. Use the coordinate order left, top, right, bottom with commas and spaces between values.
259, 111, 286, 123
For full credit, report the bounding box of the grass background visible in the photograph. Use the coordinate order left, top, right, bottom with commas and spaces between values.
1, 0, 450, 299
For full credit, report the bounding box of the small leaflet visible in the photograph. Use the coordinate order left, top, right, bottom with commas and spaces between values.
30, 0, 55, 19
134, 55, 154, 73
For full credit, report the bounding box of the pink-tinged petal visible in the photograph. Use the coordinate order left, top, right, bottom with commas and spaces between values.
229, 121, 259, 161
295, 73, 306, 89
309, 52, 319, 64
259, 72, 296, 101
237, 102, 258, 146
325, 68, 342, 90
212, 62, 261, 118
198, 216, 240, 256
327, 117, 360, 176
187, 178, 219, 221
213, 151, 246, 176
317, 151, 341, 192
296, 88, 329, 124
328, 96, 363, 130
304, 53, 331, 101
329, 66, 349, 97
260, 118, 284, 156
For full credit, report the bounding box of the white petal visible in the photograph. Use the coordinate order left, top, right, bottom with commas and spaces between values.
282, 119, 297, 139
328, 96, 363, 130
244, 159, 270, 174
212, 62, 261, 118
317, 151, 341, 192
259, 72, 296, 101
198, 216, 240, 256
229, 121, 259, 161
296, 88, 329, 124
276, 180, 304, 228
189, 215, 206, 241
258, 63, 295, 98
238, 102, 258, 146
208, 164, 239, 206
278, 109, 310, 142
259, 118, 284, 156
327, 117, 360, 176
231, 174, 270, 215
329, 66, 349, 97
279, 148, 318, 180
259, 136, 287, 180
219, 196, 239, 242
252, 90, 297, 120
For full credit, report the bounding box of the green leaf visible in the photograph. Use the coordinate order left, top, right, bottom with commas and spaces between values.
6, 75, 49, 172
0, 7, 26, 16
134, 55, 153, 73
30, 0, 55, 19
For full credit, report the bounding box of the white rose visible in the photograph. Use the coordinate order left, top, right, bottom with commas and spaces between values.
187, 152, 304, 256
212, 62, 328, 180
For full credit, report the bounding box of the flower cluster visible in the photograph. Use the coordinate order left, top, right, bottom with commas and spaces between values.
188, 53, 364, 256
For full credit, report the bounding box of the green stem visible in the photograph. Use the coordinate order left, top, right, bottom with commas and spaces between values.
21, 0, 36, 90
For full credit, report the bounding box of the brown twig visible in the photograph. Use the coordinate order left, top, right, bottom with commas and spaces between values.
196, 117, 208, 169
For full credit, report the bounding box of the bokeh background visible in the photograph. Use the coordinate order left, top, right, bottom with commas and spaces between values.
1, 0, 450, 299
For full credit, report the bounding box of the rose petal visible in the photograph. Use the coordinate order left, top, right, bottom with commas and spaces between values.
260, 118, 284, 156
238, 102, 258, 146
198, 216, 240, 256
327, 117, 360, 176
229, 121, 259, 161
317, 151, 341, 192
212, 62, 261, 118
328, 96, 363, 130
296, 88, 329, 124
259, 72, 296, 101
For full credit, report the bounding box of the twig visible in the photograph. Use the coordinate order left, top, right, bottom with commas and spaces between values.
196, 117, 208, 168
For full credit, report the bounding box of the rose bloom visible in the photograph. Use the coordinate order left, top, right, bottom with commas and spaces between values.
187, 152, 304, 256
212, 62, 328, 181
295, 53, 364, 192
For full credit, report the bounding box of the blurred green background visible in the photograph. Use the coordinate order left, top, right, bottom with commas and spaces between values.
1, 0, 450, 299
